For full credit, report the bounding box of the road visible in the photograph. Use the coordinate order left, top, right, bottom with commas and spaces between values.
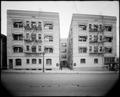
1, 72, 119, 96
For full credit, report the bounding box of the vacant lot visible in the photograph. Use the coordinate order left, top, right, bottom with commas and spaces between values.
1, 72, 119, 96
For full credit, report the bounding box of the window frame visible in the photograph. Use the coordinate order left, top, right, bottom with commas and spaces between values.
32, 59, 37, 64
39, 59, 42, 64
80, 59, 86, 64
13, 46, 23, 53
94, 58, 98, 64
46, 59, 52, 65
31, 46, 36, 53
26, 59, 30, 64
15, 59, 22, 66
79, 47, 87, 53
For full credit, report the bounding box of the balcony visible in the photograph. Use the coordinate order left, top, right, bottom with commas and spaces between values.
89, 29, 104, 33
24, 39, 42, 43
89, 51, 104, 55
89, 40, 98, 43
24, 25, 42, 31
24, 39, 32, 42
89, 24, 104, 33
89, 40, 104, 43
24, 51, 43, 54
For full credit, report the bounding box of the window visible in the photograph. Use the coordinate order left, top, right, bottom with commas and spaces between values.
49, 36, 53, 42
94, 35, 98, 42
38, 34, 41, 40
78, 24, 87, 30
26, 33, 30, 39
32, 59, 36, 64
99, 35, 103, 41
32, 46, 36, 52
24, 21, 31, 30
104, 36, 113, 42
80, 59, 86, 64
31, 21, 37, 30
98, 24, 104, 32
99, 46, 103, 52
94, 46, 98, 53
79, 47, 87, 53
78, 36, 87, 42
37, 22, 42, 30
31, 33, 36, 41
94, 58, 98, 64
26, 46, 30, 51
104, 47, 112, 53
38, 46, 41, 51
44, 35, 53, 42
16, 59, 21, 66
13, 47, 23, 53
12, 34, 23, 41
44, 22, 53, 30
104, 57, 115, 63
89, 24, 103, 32
39, 59, 42, 64
26, 59, 30, 64
104, 25, 112, 32
13, 21, 23, 28
89, 35, 92, 41
89, 46, 92, 52
46, 59, 52, 65
44, 47, 53, 53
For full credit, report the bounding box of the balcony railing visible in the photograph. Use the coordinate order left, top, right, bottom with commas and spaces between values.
24, 39, 32, 42
89, 51, 104, 55
89, 40, 98, 43
24, 51, 43, 54
24, 39, 42, 43
89, 40, 104, 43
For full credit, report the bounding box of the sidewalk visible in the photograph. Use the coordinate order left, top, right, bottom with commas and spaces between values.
1, 69, 118, 74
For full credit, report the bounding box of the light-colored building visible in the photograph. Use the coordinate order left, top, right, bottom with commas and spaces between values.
7, 10, 60, 71
67, 14, 117, 70
60, 39, 68, 67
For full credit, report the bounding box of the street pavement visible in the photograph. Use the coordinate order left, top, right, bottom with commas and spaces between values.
1, 72, 119, 96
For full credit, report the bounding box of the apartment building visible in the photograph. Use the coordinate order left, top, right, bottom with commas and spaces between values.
60, 39, 68, 67
68, 14, 116, 70
7, 10, 60, 71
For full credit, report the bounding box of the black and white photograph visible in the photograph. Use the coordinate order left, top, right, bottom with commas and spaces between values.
1, 1, 119, 96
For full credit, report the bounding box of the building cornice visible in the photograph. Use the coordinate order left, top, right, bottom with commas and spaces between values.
72, 14, 116, 21
7, 10, 59, 19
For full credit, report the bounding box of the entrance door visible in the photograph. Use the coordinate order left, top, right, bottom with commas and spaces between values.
9, 59, 13, 69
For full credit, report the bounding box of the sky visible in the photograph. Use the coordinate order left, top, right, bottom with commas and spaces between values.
1, 1, 119, 57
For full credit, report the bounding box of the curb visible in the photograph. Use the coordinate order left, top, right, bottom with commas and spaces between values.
1, 70, 118, 74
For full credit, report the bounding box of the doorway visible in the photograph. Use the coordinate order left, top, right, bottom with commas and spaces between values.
60, 61, 69, 69
9, 59, 13, 69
